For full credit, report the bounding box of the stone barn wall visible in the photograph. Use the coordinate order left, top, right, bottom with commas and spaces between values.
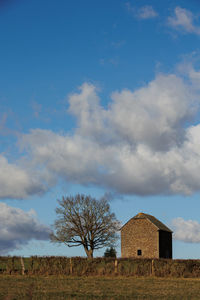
121, 218, 159, 258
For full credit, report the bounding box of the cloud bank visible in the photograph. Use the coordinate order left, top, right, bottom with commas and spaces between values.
1, 63, 200, 198
172, 217, 200, 243
17, 69, 200, 196
0, 203, 51, 254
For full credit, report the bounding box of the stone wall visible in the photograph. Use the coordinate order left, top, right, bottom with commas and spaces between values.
121, 218, 159, 258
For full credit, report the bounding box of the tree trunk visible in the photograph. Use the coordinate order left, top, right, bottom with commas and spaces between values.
85, 248, 93, 258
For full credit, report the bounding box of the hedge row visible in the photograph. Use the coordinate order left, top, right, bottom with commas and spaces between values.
1, 256, 200, 277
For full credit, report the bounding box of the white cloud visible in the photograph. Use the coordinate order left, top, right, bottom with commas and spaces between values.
67, 77, 194, 151
168, 7, 200, 35
109, 74, 193, 151
0, 203, 51, 254
126, 3, 158, 20
177, 59, 200, 90
2, 60, 200, 198
137, 5, 158, 20
172, 217, 200, 243
0, 155, 49, 199
176, 51, 200, 91
17, 72, 200, 196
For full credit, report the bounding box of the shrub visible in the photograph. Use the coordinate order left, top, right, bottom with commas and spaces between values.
104, 247, 117, 258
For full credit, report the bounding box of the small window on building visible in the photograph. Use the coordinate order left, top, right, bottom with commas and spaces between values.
137, 249, 142, 256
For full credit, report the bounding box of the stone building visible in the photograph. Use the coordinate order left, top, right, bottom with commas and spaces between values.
121, 212, 172, 259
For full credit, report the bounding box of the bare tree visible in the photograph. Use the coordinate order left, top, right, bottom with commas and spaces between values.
51, 194, 120, 258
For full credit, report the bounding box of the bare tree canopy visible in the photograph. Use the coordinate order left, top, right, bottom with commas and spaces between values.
51, 194, 120, 258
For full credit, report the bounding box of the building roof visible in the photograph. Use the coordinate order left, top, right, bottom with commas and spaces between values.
121, 212, 172, 233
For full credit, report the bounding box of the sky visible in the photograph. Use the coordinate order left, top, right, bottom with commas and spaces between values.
1, 0, 200, 258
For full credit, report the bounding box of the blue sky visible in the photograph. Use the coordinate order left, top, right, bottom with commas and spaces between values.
1, 0, 200, 258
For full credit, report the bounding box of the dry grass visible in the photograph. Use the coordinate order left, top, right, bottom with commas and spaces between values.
1, 275, 200, 299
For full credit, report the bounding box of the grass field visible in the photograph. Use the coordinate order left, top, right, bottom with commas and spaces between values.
1, 275, 200, 299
